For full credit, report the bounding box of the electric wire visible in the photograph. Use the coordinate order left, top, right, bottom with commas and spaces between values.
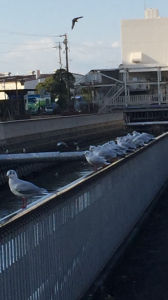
70, 42, 120, 49
0, 30, 62, 38
0, 47, 56, 54
0, 42, 58, 46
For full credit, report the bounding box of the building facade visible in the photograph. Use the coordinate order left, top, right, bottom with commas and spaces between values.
121, 8, 168, 68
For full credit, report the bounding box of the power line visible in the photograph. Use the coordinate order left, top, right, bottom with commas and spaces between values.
0, 30, 61, 38
70, 42, 120, 49
0, 47, 55, 54
0, 42, 56, 46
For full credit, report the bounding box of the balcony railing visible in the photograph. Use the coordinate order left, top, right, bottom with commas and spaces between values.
97, 94, 168, 111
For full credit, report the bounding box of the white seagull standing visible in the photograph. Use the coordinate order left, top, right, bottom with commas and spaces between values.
84, 150, 110, 172
89, 145, 117, 162
6, 170, 47, 209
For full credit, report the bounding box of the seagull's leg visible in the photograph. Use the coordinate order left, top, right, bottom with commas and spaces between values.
22, 198, 25, 209
114, 157, 119, 162
25, 198, 27, 208
22, 198, 27, 209
94, 166, 97, 172
110, 157, 118, 163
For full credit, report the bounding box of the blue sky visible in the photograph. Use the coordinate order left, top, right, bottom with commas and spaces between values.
0, 0, 168, 75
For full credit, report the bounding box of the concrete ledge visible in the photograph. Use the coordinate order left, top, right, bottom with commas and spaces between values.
0, 112, 123, 144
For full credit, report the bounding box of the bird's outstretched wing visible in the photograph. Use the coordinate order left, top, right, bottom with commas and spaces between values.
72, 16, 83, 29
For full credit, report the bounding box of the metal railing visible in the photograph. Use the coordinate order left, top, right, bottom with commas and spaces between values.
97, 94, 168, 111
0, 134, 168, 300
98, 86, 124, 113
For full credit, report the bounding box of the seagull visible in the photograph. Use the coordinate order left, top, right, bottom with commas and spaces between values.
84, 150, 110, 172
57, 142, 68, 147
89, 145, 117, 162
72, 16, 83, 29
6, 170, 47, 209
57, 142, 68, 151
23, 148, 26, 153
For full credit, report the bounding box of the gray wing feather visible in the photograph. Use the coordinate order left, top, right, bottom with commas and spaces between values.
15, 180, 45, 195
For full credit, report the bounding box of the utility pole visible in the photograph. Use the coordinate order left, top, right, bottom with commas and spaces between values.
15, 77, 19, 115
64, 34, 69, 73
58, 43, 62, 68
60, 33, 70, 110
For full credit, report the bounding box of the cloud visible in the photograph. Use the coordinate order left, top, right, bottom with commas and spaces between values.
111, 41, 120, 48
0, 38, 121, 76
2, 38, 56, 74
68, 40, 121, 74
83, 41, 94, 47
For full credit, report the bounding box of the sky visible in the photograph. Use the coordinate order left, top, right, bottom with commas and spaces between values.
0, 0, 168, 76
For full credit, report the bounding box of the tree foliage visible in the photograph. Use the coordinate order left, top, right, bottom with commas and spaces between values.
81, 87, 92, 101
35, 69, 75, 110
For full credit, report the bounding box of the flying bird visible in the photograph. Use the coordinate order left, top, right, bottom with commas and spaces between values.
72, 16, 83, 29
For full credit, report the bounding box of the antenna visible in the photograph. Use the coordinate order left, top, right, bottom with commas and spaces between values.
144, 0, 147, 10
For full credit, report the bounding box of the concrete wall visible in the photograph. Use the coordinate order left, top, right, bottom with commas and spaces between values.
0, 112, 123, 144
0, 112, 124, 185
121, 15, 168, 67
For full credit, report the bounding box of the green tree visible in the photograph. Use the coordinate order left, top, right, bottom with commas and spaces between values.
81, 87, 92, 101
35, 69, 75, 110
53, 68, 75, 89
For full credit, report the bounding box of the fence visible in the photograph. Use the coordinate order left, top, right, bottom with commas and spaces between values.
97, 94, 168, 110
0, 133, 168, 300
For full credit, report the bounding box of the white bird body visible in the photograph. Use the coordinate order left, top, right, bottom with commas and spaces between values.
116, 138, 136, 149
84, 150, 110, 171
131, 132, 155, 146
103, 142, 126, 156
89, 145, 117, 160
6, 170, 47, 208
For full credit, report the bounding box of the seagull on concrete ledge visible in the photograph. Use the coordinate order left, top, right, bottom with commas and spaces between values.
71, 16, 83, 29
6, 170, 47, 209
84, 150, 110, 172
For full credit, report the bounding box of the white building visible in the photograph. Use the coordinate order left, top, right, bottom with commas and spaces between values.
88, 8, 168, 112
121, 8, 168, 68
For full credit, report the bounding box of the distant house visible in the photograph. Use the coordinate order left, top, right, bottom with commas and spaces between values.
24, 70, 85, 97
0, 73, 36, 101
